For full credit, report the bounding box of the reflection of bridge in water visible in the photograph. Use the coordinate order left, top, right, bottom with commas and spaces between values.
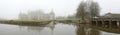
91, 25, 120, 34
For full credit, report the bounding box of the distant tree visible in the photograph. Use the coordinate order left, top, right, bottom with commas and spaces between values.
76, 1, 87, 21
90, 1, 100, 17
76, 0, 100, 21
67, 14, 75, 19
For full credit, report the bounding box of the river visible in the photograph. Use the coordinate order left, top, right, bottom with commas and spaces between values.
0, 22, 120, 35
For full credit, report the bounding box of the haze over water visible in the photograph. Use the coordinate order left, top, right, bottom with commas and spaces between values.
0, 22, 120, 35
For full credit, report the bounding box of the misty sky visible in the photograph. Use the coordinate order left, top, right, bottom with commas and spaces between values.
0, 0, 120, 19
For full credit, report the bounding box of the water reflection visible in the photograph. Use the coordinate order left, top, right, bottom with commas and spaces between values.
0, 22, 120, 35
75, 23, 100, 35
18, 21, 56, 33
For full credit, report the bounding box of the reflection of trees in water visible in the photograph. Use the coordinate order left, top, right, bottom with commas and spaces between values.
75, 23, 100, 35
27, 26, 45, 32
58, 22, 76, 26
47, 21, 56, 31
27, 21, 56, 32
89, 29, 100, 35
18, 21, 56, 33
76, 24, 86, 35
18, 26, 45, 32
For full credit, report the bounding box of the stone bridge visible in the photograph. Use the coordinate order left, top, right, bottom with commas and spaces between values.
91, 17, 120, 28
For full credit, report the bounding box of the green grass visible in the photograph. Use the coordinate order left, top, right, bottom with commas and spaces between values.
56, 18, 81, 21
0, 20, 51, 22
0, 18, 81, 22
0, 20, 51, 26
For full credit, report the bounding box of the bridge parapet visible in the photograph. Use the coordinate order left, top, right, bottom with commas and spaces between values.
93, 17, 120, 21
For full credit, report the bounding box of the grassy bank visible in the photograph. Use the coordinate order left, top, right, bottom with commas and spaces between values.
55, 18, 81, 23
0, 20, 51, 26
0, 20, 51, 22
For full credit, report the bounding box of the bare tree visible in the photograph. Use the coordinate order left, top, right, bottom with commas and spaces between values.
90, 1, 100, 17
76, 1, 87, 21
76, 0, 100, 22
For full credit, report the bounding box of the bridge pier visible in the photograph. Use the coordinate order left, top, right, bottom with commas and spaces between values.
97, 21, 102, 27
111, 21, 117, 28
109, 20, 112, 29
117, 21, 119, 26
104, 21, 110, 28
119, 21, 120, 26
101, 20, 105, 27
119, 21, 120, 28
92, 21, 97, 26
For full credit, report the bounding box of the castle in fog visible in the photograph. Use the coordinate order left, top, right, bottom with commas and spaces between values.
19, 10, 55, 20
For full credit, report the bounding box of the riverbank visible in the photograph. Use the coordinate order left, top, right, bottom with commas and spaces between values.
0, 20, 51, 26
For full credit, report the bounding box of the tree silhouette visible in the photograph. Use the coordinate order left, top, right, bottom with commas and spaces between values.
76, 1, 87, 22
90, 1, 100, 17
76, 0, 100, 21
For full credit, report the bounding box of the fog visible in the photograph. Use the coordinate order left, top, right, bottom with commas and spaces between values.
0, 0, 120, 19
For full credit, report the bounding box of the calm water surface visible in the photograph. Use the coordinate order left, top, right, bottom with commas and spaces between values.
0, 22, 120, 35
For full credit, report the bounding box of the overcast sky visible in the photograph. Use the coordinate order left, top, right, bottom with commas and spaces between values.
0, 0, 120, 19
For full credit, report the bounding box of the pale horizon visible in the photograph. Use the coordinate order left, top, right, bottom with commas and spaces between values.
0, 0, 120, 19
